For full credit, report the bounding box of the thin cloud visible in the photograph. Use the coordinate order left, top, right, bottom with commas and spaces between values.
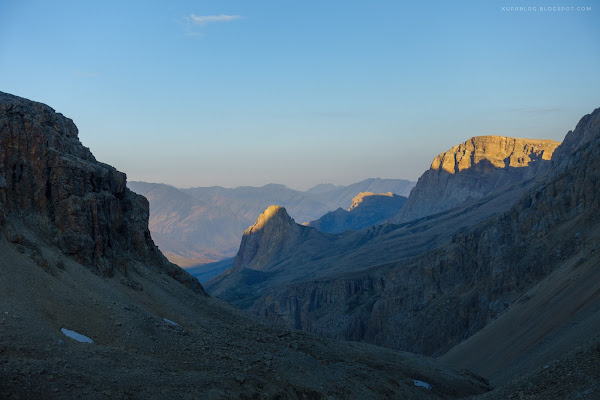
189, 14, 243, 25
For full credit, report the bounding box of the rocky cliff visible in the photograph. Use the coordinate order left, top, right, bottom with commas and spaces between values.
0, 91, 203, 293
306, 192, 407, 233
232, 205, 304, 271
390, 136, 560, 223
206, 205, 334, 305
249, 109, 600, 367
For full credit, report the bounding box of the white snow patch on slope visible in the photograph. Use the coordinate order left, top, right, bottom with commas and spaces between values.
163, 318, 180, 326
412, 379, 432, 389
61, 328, 94, 343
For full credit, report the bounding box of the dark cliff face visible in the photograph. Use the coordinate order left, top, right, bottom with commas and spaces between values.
249, 108, 600, 356
0, 92, 204, 294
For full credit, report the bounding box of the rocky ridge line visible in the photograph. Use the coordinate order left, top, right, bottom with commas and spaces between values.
391, 135, 560, 223
0, 91, 203, 293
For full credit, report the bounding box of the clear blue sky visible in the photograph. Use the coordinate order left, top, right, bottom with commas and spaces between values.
1, 0, 599, 189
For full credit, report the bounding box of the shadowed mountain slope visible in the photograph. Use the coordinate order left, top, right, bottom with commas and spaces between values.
206, 177, 535, 306
0, 91, 491, 399
186, 257, 235, 283
0, 92, 201, 293
251, 109, 600, 379
306, 192, 407, 233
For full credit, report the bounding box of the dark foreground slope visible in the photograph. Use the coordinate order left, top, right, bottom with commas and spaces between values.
0, 92, 489, 399
0, 236, 490, 399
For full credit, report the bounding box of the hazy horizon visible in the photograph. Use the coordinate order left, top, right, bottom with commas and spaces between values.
1, 0, 598, 189
129, 176, 415, 192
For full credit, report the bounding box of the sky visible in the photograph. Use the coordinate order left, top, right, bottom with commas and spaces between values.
1, 0, 599, 190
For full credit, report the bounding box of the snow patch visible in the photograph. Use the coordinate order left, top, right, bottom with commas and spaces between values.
163, 318, 180, 326
412, 379, 432, 389
61, 328, 94, 343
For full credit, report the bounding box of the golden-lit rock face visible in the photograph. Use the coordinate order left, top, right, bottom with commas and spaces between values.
430, 136, 560, 174
229, 205, 305, 273
245, 205, 285, 233
391, 135, 561, 224
348, 192, 394, 211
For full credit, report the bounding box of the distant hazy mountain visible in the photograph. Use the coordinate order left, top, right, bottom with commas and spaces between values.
389, 136, 560, 223
305, 192, 407, 234
305, 183, 342, 194
128, 178, 415, 266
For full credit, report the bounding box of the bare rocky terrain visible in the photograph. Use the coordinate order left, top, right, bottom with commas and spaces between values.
207, 107, 600, 397
0, 235, 489, 399
0, 91, 489, 399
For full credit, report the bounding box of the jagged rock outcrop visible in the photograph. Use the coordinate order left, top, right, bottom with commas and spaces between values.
232, 205, 303, 271
249, 108, 600, 365
390, 136, 560, 223
306, 192, 407, 233
0, 91, 203, 293
206, 206, 334, 304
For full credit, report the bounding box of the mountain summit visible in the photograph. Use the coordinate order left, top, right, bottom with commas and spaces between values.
306, 192, 407, 233
233, 205, 302, 271
390, 135, 560, 223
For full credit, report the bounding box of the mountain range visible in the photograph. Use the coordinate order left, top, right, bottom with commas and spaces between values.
207, 115, 600, 396
0, 91, 489, 399
128, 178, 415, 266
2, 90, 599, 399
